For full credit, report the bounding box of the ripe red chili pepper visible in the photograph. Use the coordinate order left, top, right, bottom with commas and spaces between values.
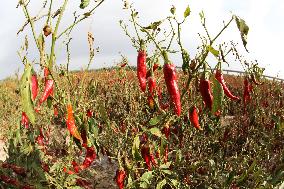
82, 146, 96, 168
0, 175, 19, 186
163, 60, 181, 116
41, 162, 50, 172
120, 63, 127, 68
39, 79, 54, 105
162, 125, 170, 139
31, 74, 38, 101
9, 164, 26, 177
189, 106, 202, 130
53, 105, 58, 117
66, 104, 82, 141
243, 77, 253, 106
137, 48, 147, 92
141, 144, 152, 170
116, 168, 126, 189
215, 70, 240, 100
199, 77, 213, 110
63, 167, 75, 175
86, 109, 93, 118
21, 112, 29, 129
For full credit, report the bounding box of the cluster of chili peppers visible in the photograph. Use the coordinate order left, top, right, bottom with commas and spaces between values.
140, 144, 157, 170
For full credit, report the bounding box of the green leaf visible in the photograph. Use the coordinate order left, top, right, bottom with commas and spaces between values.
144, 21, 162, 30
149, 127, 162, 137
140, 171, 153, 183
156, 179, 167, 189
207, 45, 219, 57
160, 162, 171, 169
132, 135, 142, 161
234, 15, 249, 52
20, 63, 36, 124
47, 96, 52, 108
149, 116, 160, 126
170, 6, 176, 15
184, 6, 191, 18
170, 179, 180, 188
80, 0, 90, 9
211, 77, 224, 115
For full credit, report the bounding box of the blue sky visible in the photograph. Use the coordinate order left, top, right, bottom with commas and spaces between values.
0, 0, 283, 80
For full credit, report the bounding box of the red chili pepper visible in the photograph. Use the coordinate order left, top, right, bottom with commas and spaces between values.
140, 144, 156, 170
82, 146, 96, 169
163, 61, 181, 116
53, 105, 58, 117
120, 63, 127, 68
66, 104, 82, 141
162, 125, 170, 139
63, 167, 75, 175
41, 162, 50, 172
21, 112, 29, 129
9, 164, 26, 177
146, 63, 159, 78
137, 48, 147, 92
72, 160, 82, 173
44, 67, 49, 77
189, 106, 202, 130
199, 77, 213, 110
116, 168, 126, 189
0, 175, 19, 186
243, 77, 253, 106
39, 79, 54, 105
215, 70, 240, 100
86, 109, 93, 118
31, 74, 38, 101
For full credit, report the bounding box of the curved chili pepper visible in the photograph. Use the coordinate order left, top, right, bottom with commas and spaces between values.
31, 74, 38, 101
21, 112, 29, 129
82, 146, 96, 168
66, 104, 82, 141
163, 61, 181, 116
39, 79, 54, 105
116, 168, 126, 189
215, 69, 240, 100
199, 77, 213, 110
137, 49, 147, 92
251, 74, 262, 85
189, 106, 202, 130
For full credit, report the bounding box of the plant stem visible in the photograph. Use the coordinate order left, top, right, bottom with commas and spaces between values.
48, 0, 69, 69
